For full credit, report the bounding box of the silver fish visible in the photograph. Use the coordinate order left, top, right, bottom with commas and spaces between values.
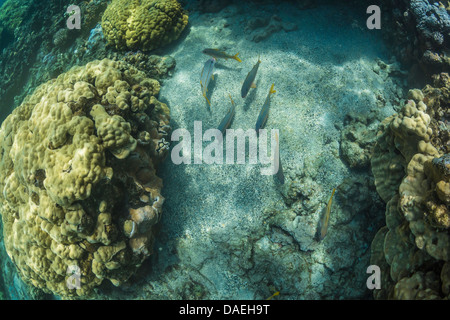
274, 131, 285, 184
241, 56, 261, 98
255, 83, 276, 132
200, 58, 216, 106
202, 48, 242, 62
218, 94, 236, 135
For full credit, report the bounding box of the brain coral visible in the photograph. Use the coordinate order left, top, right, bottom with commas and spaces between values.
0, 58, 171, 298
101, 0, 188, 52
370, 87, 450, 299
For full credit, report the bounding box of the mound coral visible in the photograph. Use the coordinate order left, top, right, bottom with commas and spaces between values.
101, 0, 188, 52
0, 58, 171, 298
370, 84, 450, 299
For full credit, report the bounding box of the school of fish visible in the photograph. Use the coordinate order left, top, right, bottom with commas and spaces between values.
200, 50, 276, 133
198, 48, 338, 299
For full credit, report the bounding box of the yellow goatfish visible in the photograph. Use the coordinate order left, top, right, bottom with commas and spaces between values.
200, 58, 216, 106
255, 83, 276, 132
217, 94, 236, 135
316, 188, 336, 241
202, 48, 242, 62
241, 56, 261, 98
266, 291, 280, 300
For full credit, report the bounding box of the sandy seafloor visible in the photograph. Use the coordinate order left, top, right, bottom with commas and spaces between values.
0, 2, 408, 300
125, 2, 405, 300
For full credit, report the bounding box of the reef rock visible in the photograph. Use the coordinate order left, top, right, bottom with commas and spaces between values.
245, 14, 297, 43
381, 0, 450, 83
409, 0, 450, 48
0, 58, 171, 298
339, 110, 384, 169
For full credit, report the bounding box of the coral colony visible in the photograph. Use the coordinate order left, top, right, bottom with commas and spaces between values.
0, 59, 171, 297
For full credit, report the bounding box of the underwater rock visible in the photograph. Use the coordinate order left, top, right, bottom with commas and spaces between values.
245, 14, 297, 43
81, 0, 109, 36
122, 52, 176, 81
393, 271, 441, 299
339, 110, 385, 169
0, 0, 34, 41
0, 58, 171, 298
373, 58, 408, 80
85, 24, 106, 54
0, 0, 109, 124
101, 0, 189, 52
381, 0, 450, 85
53, 28, 71, 48
0, 0, 175, 130
244, 163, 385, 298
337, 175, 384, 225
409, 0, 450, 48
0, 0, 43, 122
283, 168, 322, 211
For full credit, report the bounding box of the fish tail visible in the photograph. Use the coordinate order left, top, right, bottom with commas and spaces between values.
277, 157, 285, 184
203, 93, 211, 106
233, 52, 242, 62
266, 291, 280, 300
269, 83, 276, 95
228, 94, 234, 105
275, 132, 285, 184
330, 188, 336, 201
